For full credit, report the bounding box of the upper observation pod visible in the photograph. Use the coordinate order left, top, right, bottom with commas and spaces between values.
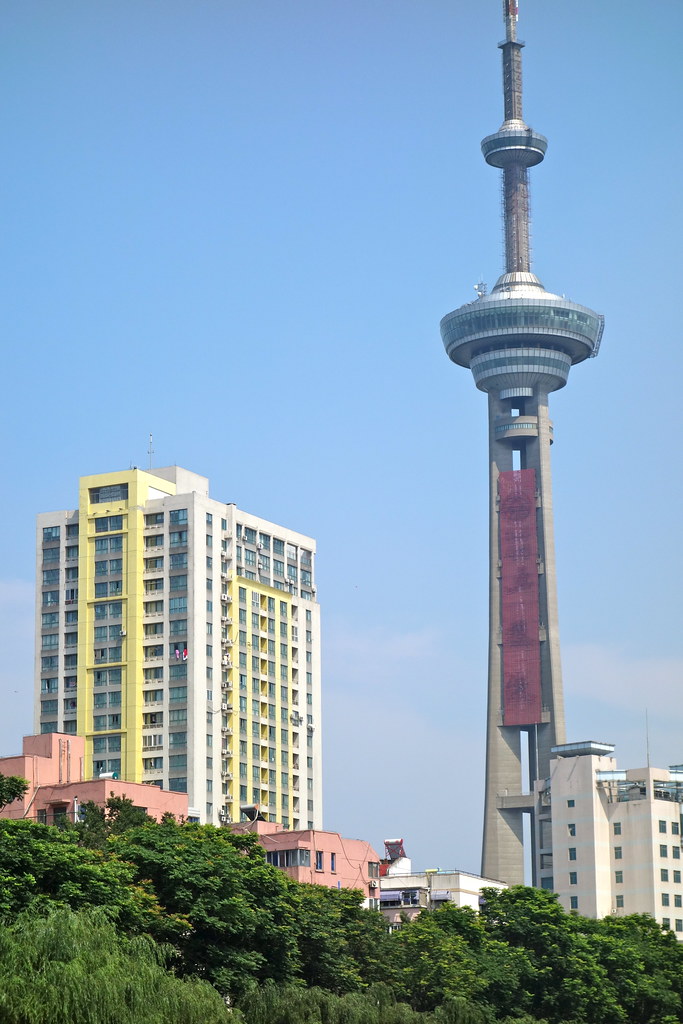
481, 123, 547, 169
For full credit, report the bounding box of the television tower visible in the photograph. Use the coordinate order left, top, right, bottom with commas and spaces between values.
440, 1, 604, 884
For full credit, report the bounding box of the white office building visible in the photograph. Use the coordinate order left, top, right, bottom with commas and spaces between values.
535, 741, 683, 935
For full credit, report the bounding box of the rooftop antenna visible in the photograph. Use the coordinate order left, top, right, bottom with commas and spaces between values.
147, 433, 155, 470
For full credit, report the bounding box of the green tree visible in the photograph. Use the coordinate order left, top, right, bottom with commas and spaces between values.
0, 906, 233, 1024
0, 818, 178, 935
383, 910, 484, 1012
75, 792, 154, 849
111, 820, 302, 993
0, 774, 28, 811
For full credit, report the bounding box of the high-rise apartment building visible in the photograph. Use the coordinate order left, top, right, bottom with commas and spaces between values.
440, 2, 603, 882
34, 466, 322, 828
535, 742, 683, 937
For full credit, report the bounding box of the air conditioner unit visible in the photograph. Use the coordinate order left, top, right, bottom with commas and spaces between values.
369, 880, 378, 889
307, 724, 315, 732
119, 629, 126, 637
221, 703, 228, 711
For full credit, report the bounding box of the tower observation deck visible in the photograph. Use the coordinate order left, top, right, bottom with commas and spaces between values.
440, 1, 603, 885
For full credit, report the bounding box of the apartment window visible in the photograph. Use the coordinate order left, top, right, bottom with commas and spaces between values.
615, 870, 623, 884
95, 515, 123, 533
90, 484, 128, 504
169, 597, 187, 614
169, 530, 188, 546
145, 535, 164, 549
613, 822, 622, 835
169, 732, 187, 747
673, 822, 680, 836
43, 569, 59, 585
315, 851, 324, 871
169, 509, 188, 524
661, 845, 670, 858
662, 918, 671, 929
676, 920, 683, 933
330, 852, 336, 873
43, 526, 61, 542
42, 592, 59, 608
145, 512, 164, 526
660, 820, 668, 834
169, 709, 187, 723
674, 871, 681, 884
675, 895, 682, 908
615, 895, 624, 909
168, 778, 187, 792
673, 847, 681, 860
662, 869, 669, 882
567, 799, 575, 808
568, 848, 576, 861
569, 872, 577, 885
614, 847, 622, 860
569, 896, 578, 910
662, 893, 670, 907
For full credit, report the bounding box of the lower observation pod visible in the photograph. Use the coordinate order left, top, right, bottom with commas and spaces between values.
440, 272, 604, 392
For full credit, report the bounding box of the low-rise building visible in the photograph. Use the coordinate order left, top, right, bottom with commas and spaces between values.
229, 818, 381, 906
534, 740, 683, 936
378, 838, 506, 926
0, 733, 188, 823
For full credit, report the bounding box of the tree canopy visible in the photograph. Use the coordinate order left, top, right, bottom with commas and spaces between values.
0, 773, 28, 811
0, 815, 681, 1024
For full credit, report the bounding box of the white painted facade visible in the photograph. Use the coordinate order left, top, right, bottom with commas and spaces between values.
535, 742, 683, 935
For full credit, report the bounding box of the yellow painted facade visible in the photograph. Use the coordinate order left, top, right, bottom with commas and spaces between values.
76, 470, 176, 783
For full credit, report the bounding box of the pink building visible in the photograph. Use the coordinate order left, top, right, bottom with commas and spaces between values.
0, 734, 188, 824
229, 820, 381, 906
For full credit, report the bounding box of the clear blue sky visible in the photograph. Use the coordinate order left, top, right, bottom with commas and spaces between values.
1, 0, 682, 874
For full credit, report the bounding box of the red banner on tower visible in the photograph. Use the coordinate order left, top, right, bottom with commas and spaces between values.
498, 469, 542, 726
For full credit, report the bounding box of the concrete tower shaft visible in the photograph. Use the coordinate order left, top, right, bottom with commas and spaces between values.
440, 1, 603, 885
